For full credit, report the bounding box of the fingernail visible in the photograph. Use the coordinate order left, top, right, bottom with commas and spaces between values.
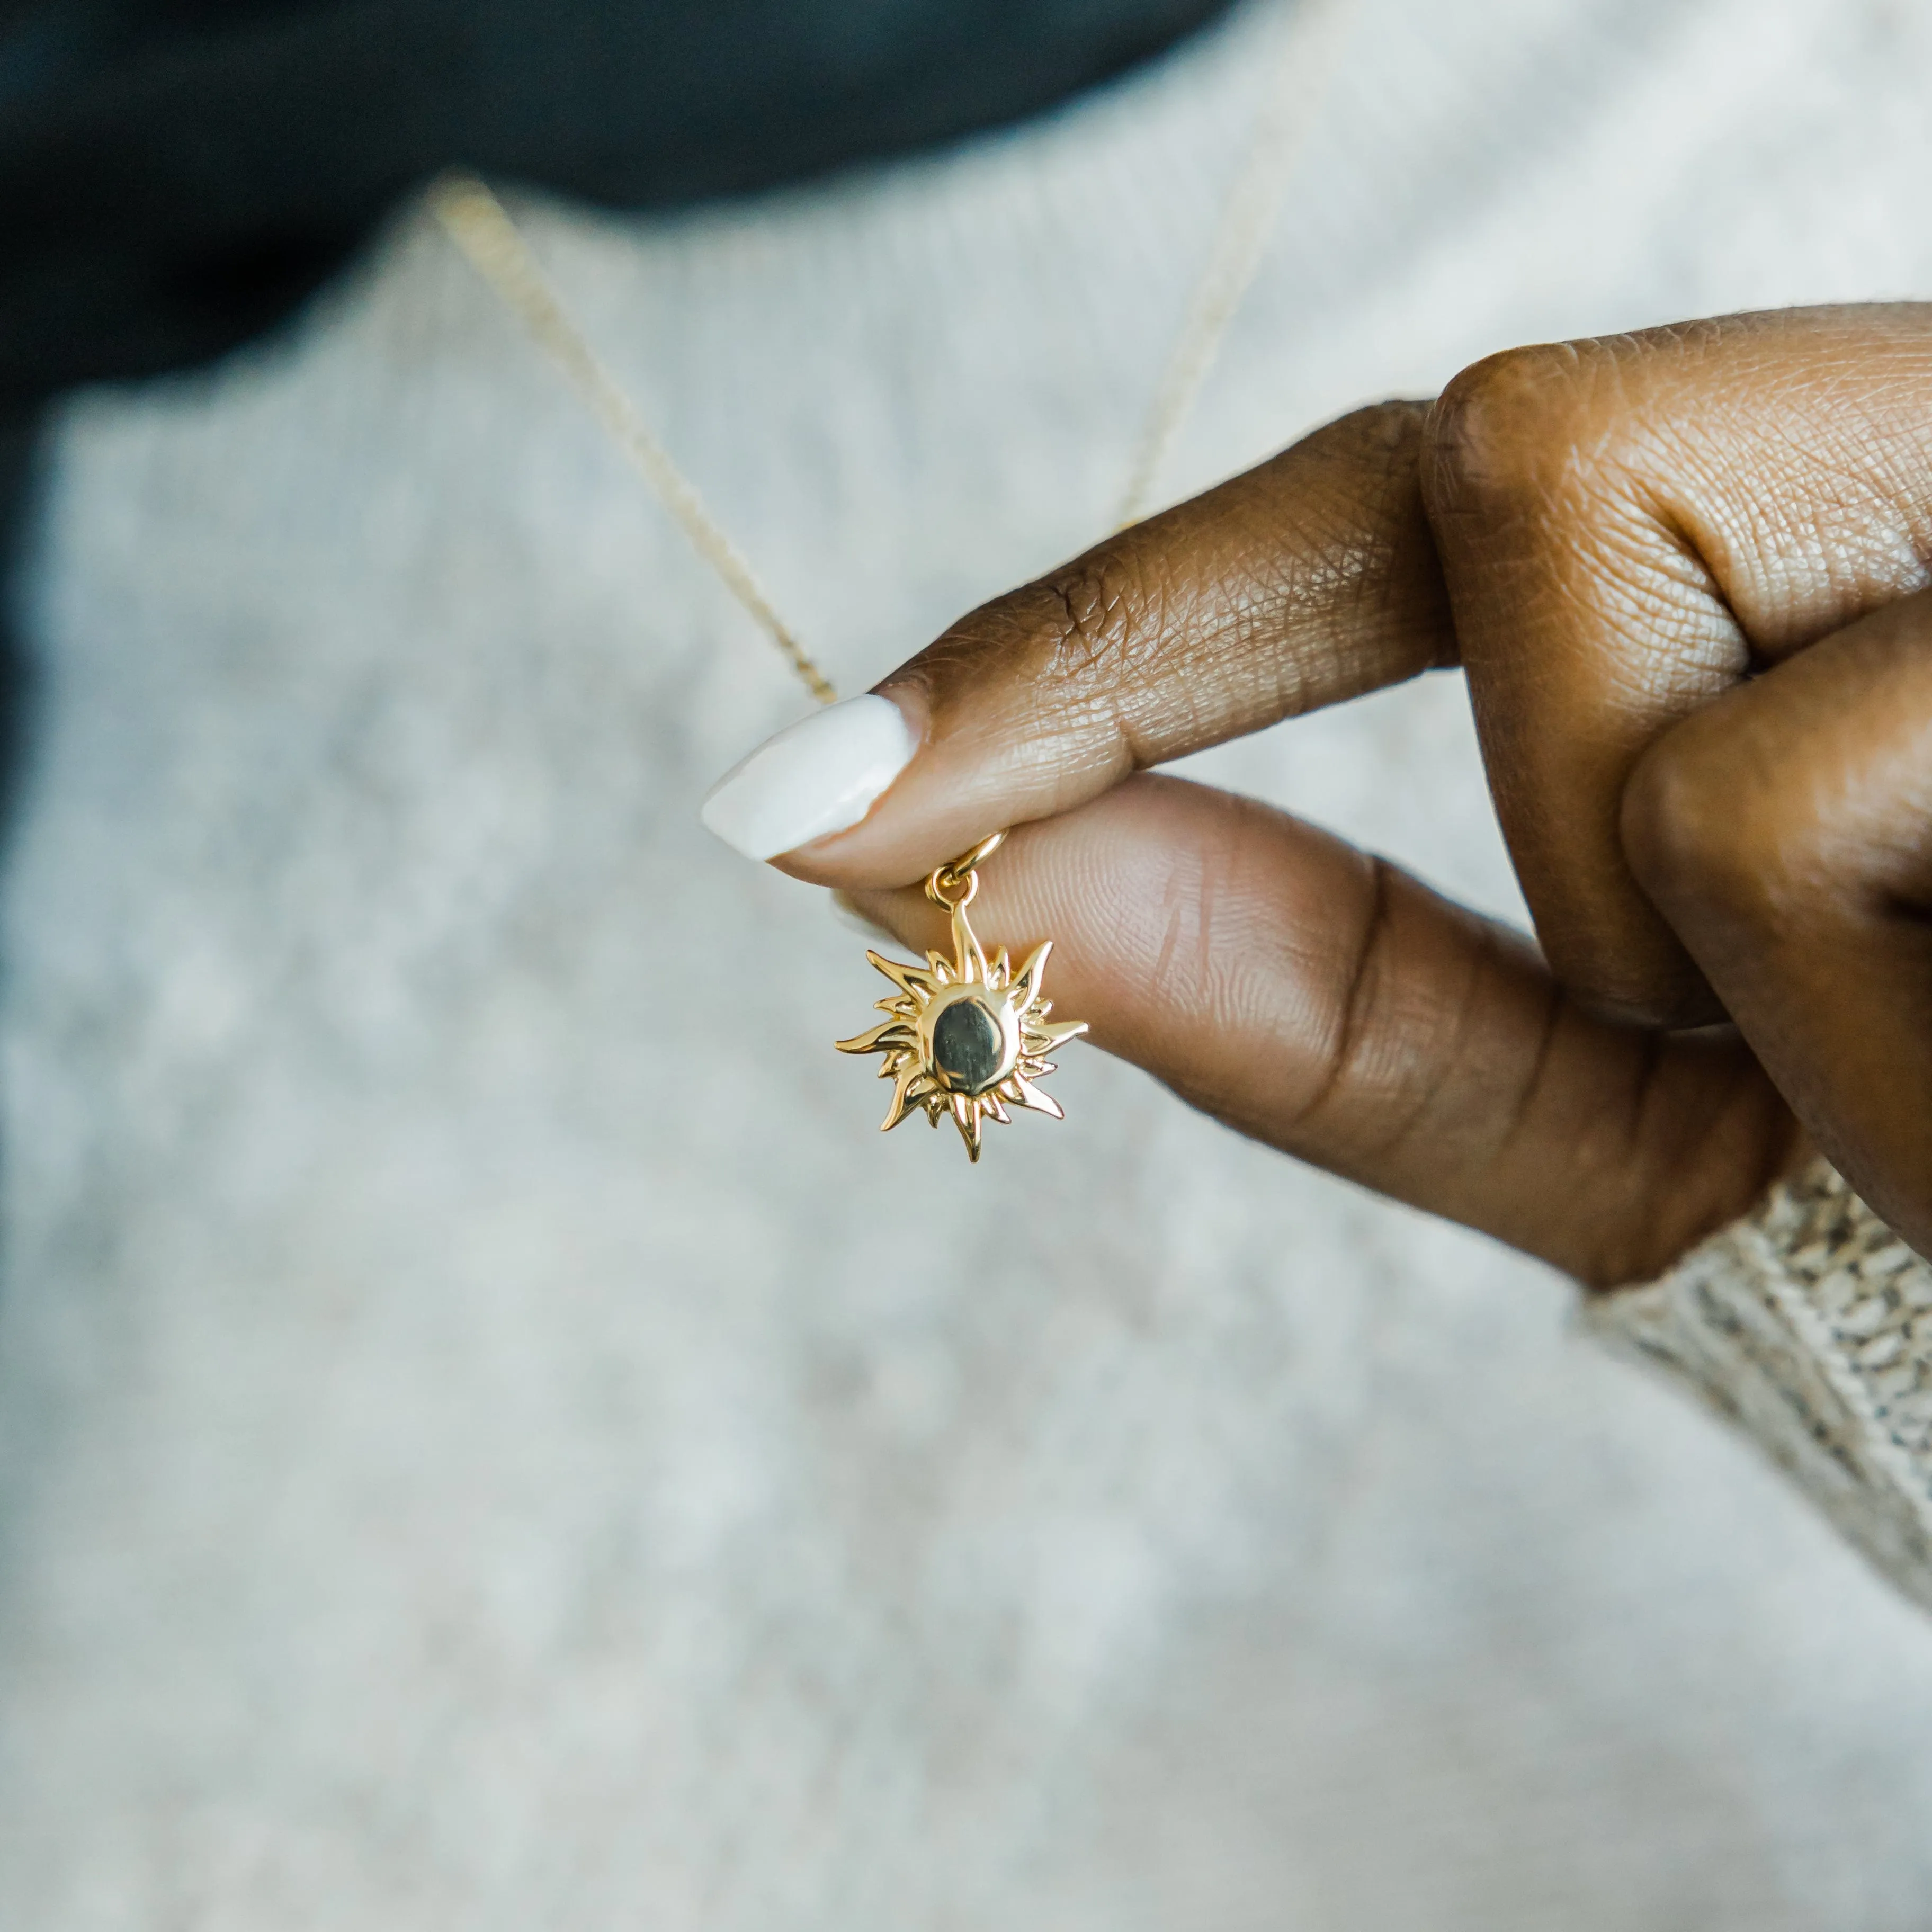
701, 693, 920, 861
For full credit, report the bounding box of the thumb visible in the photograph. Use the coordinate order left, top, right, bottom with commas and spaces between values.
845, 774, 1801, 1286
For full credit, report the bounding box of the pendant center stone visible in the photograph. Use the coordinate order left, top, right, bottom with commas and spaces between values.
932, 998, 1006, 1094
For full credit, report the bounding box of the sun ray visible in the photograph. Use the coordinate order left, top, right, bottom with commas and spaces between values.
867, 953, 936, 1003
951, 903, 988, 983
1008, 941, 1053, 1016
881, 1059, 926, 1131
1008, 1075, 1064, 1119
835, 1018, 913, 1056
1028, 1018, 1087, 1051
950, 1092, 983, 1160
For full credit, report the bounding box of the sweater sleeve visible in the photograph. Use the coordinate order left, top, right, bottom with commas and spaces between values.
1587, 1157, 1932, 1615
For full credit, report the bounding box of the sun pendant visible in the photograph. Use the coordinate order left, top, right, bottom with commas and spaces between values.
835, 834, 1087, 1162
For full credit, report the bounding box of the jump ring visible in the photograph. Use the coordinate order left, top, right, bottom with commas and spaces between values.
925, 829, 1006, 907
951, 829, 1006, 874
925, 866, 977, 909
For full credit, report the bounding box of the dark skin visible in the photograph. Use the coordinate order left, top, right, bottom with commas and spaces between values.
773, 305, 1932, 1289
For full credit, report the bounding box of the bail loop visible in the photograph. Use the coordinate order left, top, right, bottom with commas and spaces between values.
925, 829, 1007, 907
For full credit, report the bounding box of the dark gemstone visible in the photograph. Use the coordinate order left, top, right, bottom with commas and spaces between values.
932, 998, 1005, 1094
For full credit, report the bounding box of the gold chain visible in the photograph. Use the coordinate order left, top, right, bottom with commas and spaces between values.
428, 0, 1352, 711
430, 172, 839, 705
1113, 0, 1358, 530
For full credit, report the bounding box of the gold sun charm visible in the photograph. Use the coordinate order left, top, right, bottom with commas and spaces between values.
835, 833, 1087, 1162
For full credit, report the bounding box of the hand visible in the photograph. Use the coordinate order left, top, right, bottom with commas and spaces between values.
766, 306, 1932, 1286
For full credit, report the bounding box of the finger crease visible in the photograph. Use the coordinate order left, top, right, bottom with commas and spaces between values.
1290, 855, 1393, 1134
1360, 916, 1500, 1162
1043, 575, 1130, 681
1496, 971, 1568, 1162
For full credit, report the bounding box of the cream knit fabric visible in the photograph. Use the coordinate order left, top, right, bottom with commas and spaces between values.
10, 2, 1932, 1925
1595, 1161, 1932, 1618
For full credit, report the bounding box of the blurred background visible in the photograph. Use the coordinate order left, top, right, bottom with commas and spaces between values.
3, 1, 1932, 1925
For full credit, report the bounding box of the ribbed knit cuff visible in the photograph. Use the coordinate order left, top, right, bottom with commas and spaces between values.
1588, 1158, 1932, 1614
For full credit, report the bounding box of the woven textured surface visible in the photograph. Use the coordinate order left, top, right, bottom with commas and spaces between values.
1596, 1160, 1932, 1617
3, 1, 1932, 1925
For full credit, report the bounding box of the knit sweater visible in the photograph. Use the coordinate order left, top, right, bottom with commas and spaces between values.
1595, 1160, 1932, 1617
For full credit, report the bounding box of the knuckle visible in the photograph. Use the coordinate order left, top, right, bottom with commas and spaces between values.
1038, 553, 1151, 684
1023, 553, 1174, 768
1621, 721, 1802, 927
1423, 338, 1621, 516
909, 558, 1140, 704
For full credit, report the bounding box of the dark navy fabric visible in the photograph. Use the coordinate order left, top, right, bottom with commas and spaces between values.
0, 0, 1234, 412
0, 0, 1234, 820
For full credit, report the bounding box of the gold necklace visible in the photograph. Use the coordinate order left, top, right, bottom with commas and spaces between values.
427, 0, 1352, 1158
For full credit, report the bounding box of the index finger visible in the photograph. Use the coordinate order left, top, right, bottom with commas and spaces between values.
771, 399, 1454, 888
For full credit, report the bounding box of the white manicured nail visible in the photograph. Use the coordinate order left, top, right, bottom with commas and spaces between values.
701, 693, 919, 861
